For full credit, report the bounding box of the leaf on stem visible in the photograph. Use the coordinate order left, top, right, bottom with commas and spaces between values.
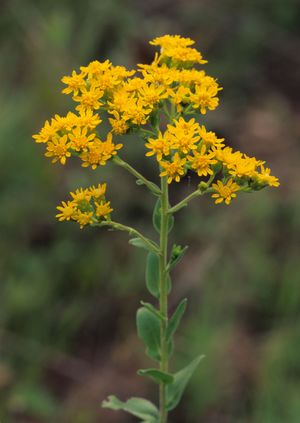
137, 368, 174, 385
152, 198, 174, 234
167, 354, 205, 411
146, 252, 160, 298
166, 298, 187, 342
136, 307, 161, 362
102, 395, 159, 422
129, 237, 156, 253
140, 301, 165, 321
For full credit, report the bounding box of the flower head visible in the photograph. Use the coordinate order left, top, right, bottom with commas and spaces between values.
212, 180, 240, 205
188, 146, 217, 177
160, 153, 187, 183
45, 135, 71, 165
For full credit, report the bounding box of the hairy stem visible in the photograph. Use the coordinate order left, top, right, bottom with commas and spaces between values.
159, 175, 169, 423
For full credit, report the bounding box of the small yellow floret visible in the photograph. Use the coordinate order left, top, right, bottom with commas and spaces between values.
212, 180, 240, 205
45, 135, 71, 165
188, 146, 217, 176
56, 201, 76, 221
160, 153, 187, 184
95, 201, 113, 218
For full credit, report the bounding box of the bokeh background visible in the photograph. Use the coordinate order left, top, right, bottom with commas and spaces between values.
1, 0, 300, 421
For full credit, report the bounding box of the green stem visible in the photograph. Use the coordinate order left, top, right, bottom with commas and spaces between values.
97, 220, 160, 255
113, 156, 161, 195
159, 175, 169, 423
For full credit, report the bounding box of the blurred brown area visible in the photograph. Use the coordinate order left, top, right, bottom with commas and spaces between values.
0, 0, 300, 421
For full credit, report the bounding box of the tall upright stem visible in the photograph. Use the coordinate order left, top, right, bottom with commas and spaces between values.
159, 175, 169, 423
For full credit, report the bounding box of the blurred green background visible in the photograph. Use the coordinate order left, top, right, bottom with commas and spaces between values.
1, 0, 300, 421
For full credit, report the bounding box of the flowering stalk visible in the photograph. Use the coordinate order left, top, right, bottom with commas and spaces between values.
33, 34, 279, 422
158, 175, 170, 423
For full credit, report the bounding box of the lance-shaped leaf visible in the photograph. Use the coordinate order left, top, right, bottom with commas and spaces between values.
167, 354, 205, 411
152, 198, 174, 234
102, 395, 159, 423
146, 252, 160, 298
129, 237, 158, 254
136, 307, 161, 362
138, 368, 174, 385
166, 298, 187, 343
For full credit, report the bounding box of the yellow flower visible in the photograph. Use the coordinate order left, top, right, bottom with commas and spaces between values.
166, 118, 200, 154
89, 183, 107, 198
138, 63, 177, 87
80, 133, 122, 169
70, 188, 91, 203
69, 127, 96, 151
51, 113, 76, 131
74, 210, 94, 229
33, 120, 57, 144
137, 83, 168, 106
177, 69, 206, 85
95, 200, 113, 218
123, 99, 152, 126
212, 180, 240, 205
61, 70, 86, 96
45, 135, 71, 165
198, 126, 225, 149
255, 165, 280, 187
80, 59, 112, 78
168, 86, 191, 110
73, 86, 104, 111
150, 35, 195, 49
108, 111, 129, 135
77, 110, 102, 129
108, 89, 132, 113
160, 153, 187, 183
190, 81, 220, 114
168, 117, 200, 135
229, 156, 263, 178
161, 46, 207, 65
56, 201, 76, 221
188, 146, 217, 176
215, 147, 243, 169
150, 35, 207, 65
145, 131, 172, 161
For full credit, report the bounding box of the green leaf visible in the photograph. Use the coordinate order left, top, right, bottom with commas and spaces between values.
168, 245, 188, 271
140, 301, 165, 321
146, 252, 160, 298
138, 368, 174, 385
136, 307, 161, 362
166, 298, 187, 342
167, 354, 205, 411
152, 198, 174, 234
129, 237, 150, 251
102, 395, 159, 422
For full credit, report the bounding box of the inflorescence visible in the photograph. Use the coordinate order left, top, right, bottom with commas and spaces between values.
33, 34, 279, 226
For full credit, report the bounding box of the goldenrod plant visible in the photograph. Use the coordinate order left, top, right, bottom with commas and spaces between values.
33, 34, 279, 423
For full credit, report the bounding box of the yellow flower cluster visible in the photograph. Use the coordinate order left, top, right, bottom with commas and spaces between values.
56, 183, 112, 228
34, 34, 279, 209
